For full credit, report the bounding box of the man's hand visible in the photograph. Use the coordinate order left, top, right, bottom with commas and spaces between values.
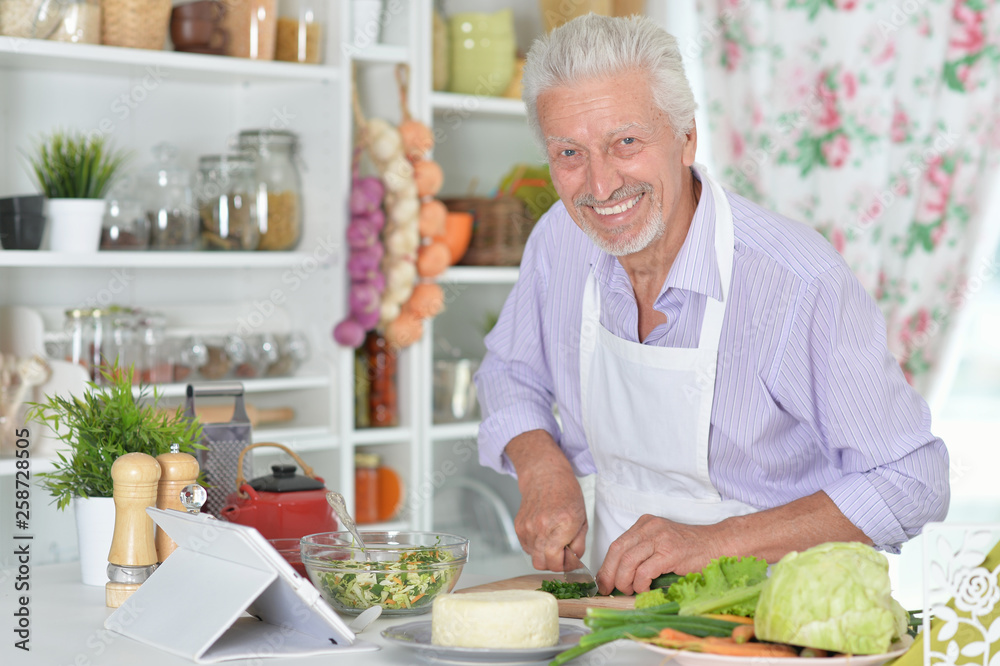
505, 430, 587, 572
596, 514, 717, 595
595, 491, 873, 596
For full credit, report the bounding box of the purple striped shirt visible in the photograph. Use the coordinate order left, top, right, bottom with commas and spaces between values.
475, 170, 949, 553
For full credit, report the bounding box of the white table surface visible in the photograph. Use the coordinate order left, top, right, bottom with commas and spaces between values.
0, 561, 664, 665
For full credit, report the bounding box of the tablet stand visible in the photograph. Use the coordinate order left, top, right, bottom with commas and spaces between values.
104, 508, 377, 663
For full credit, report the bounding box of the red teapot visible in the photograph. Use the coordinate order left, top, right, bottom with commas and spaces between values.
219, 442, 339, 540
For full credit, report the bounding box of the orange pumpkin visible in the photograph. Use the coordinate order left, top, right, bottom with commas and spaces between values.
433, 211, 474, 265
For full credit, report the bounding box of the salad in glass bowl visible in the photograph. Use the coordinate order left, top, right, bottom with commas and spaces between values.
300, 531, 469, 616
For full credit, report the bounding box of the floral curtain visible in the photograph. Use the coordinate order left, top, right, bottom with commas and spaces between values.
696, 0, 1000, 399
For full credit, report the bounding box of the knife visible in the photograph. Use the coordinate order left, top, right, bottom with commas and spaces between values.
563, 545, 598, 597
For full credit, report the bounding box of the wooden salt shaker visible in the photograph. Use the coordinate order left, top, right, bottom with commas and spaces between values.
155, 443, 200, 562
106, 452, 161, 608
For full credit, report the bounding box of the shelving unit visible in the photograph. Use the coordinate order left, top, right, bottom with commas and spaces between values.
0, 8, 346, 532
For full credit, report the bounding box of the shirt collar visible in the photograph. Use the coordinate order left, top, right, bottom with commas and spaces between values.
593, 165, 722, 302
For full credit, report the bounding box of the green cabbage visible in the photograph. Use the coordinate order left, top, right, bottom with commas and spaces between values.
754, 542, 909, 655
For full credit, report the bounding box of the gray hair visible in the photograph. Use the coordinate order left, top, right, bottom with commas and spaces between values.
522, 13, 697, 150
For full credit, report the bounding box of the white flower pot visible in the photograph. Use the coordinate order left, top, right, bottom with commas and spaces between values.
47, 198, 106, 253
73, 496, 116, 586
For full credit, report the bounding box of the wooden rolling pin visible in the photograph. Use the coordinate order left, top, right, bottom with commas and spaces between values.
158, 404, 296, 427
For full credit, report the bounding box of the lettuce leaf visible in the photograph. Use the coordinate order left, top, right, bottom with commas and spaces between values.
667, 555, 769, 617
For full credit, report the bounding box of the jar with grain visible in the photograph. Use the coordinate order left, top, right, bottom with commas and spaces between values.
40, 0, 101, 43
223, 0, 277, 59
0, 0, 42, 38
275, 0, 324, 64
196, 154, 260, 251
236, 129, 303, 251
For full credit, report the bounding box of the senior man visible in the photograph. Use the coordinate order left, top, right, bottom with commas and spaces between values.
474, 14, 949, 596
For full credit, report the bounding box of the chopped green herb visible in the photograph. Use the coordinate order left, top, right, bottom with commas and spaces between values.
538, 579, 597, 599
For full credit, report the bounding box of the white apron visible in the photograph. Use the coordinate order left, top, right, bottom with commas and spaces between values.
579, 169, 758, 568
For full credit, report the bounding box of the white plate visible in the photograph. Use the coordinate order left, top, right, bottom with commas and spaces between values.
639, 640, 910, 666
381, 620, 587, 664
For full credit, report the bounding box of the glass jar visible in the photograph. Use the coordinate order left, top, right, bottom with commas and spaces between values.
354, 346, 369, 428
136, 313, 173, 384
33, 0, 101, 44
101, 198, 149, 250
89, 308, 108, 382
104, 308, 138, 381
199, 334, 247, 380
140, 143, 199, 251
354, 452, 380, 525
275, 0, 324, 64
63, 308, 93, 377
363, 331, 397, 427
174, 334, 208, 382
266, 331, 309, 376
236, 130, 303, 251
195, 154, 260, 251
0, 0, 41, 38
222, 0, 277, 60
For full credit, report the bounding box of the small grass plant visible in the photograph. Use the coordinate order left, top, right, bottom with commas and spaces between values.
25, 129, 129, 199
29, 364, 203, 509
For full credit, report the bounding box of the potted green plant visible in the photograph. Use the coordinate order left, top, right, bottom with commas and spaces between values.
24, 129, 130, 253
28, 364, 202, 586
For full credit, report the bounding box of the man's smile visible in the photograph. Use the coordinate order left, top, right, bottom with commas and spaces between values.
592, 193, 644, 216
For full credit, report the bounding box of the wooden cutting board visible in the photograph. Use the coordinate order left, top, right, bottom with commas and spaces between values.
457, 574, 635, 619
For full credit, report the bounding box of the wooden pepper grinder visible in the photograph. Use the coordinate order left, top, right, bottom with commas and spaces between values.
106, 452, 161, 608
155, 443, 200, 562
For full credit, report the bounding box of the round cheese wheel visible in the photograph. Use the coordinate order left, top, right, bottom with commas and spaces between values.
431, 590, 559, 648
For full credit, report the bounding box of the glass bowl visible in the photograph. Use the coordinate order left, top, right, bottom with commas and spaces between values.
301, 531, 469, 616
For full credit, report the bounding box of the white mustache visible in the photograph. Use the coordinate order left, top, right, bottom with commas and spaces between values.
575, 183, 652, 208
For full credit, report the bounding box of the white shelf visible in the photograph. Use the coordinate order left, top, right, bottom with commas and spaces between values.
351, 426, 414, 445
441, 266, 520, 285
430, 421, 479, 441
350, 43, 410, 64
0, 38, 339, 84
251, 427, 339, 451
431, 92, 527, 117
0, 250, 331, 269
138, 374, 331, 399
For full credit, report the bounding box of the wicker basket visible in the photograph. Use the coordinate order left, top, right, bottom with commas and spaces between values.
101, 0, 170, 49
443, 195, 535, 267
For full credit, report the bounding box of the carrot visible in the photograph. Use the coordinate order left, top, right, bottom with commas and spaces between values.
658, 628, 703, 642
731, 623, 755, 644
411, 593, 426, 603
701, 613, 755, 624
699, 639, 798, 657
652, 631, 798, 658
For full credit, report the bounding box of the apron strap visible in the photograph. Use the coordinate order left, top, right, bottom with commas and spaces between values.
697, 169, 734, 351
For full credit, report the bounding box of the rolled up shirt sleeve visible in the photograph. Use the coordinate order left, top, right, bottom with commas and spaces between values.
475, 228, 562, 476
775, 261, 950, 552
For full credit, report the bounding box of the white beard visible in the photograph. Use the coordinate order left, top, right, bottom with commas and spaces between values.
577, 190, 664, 257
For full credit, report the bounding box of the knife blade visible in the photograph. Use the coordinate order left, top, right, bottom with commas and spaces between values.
563, 545, 598, 597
